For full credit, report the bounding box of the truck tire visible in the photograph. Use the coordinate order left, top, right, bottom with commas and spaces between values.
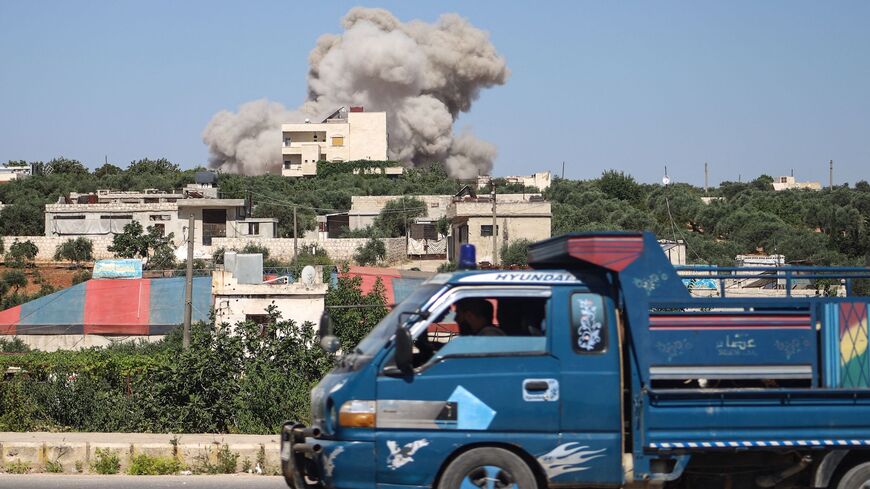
837, 461, 870, 489
438, 447, 538, 489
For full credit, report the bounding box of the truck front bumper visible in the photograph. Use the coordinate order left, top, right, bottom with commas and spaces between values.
281, 422, 375, 489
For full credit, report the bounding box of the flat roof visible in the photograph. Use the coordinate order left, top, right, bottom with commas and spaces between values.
177, 198, 244, 207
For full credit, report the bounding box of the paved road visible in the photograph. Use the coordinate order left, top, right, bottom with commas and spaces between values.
0, 474, 287, 489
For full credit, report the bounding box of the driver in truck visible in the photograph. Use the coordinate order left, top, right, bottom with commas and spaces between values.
453, 298, 504, 336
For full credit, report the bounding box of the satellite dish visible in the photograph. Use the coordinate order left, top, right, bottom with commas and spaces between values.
662, 175, 671, 186
301, 266, 317, 286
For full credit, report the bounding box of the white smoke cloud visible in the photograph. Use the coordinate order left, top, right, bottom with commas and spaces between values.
202, 7, 509, 177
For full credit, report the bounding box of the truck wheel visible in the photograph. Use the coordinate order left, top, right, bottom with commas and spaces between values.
837, 461, 870, 489
438, 447, 537, 489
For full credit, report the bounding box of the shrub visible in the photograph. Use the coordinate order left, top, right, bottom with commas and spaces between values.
5, 239, 38, 267
72, 270, 92, 285
45, 460, 64, 473
354, 238, 386, 266
127, 453, 183, 475
53, 237, 94, 266
4, 459, 31, 474
92, 448, 120, 474
499, 239, 532, 267
240, 243, 270, 260
193, 444, 238, 474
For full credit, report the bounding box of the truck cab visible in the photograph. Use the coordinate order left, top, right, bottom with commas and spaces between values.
282, 232, 870, 489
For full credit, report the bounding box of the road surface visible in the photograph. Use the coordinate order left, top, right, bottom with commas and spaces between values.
0, 474, 286, 489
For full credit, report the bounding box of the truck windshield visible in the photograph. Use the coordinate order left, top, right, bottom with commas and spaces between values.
335, 283, 445, 372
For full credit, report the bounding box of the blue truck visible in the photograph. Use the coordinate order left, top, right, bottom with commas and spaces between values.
282, 231, 870, 489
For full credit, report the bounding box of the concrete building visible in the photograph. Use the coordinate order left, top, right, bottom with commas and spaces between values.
0, 165, 31, 183
281, 106, 390, 177
44, 175, 277, 253
447, 192, 551, 265
477, 171, 552, 191
212, 252, 327, 327
772, 175, 822, 191
347, 195, 452, 231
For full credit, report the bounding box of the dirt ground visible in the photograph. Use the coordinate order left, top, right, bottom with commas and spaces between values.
0, 264, 82, 295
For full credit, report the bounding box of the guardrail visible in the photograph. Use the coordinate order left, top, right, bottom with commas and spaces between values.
675, 265, 870, 297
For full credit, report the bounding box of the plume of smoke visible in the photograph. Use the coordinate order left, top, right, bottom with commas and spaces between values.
203, 8, 508, 177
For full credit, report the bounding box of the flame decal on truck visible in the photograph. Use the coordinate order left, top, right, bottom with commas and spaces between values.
537, 443, 606, 479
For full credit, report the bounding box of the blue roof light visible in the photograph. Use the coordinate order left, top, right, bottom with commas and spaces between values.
459, 244, 477, 270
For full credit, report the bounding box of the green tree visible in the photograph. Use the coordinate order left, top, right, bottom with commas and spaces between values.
93, 163, 122, 178
354, 238, 386, 266
326, 266, 389, 349
500, 239, 532, 267
126, 158, 180, 174
54, 237, 94, 266
598, 170, 642, 203
45, 157, 88, 175
372, 197, 426, 238
5, 240, 39, 268
108, 221, 151, 258
1, 270, 27, 293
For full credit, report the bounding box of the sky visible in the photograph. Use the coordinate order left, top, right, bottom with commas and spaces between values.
1, 1, 868, 186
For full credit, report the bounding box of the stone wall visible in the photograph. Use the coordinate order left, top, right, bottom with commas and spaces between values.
211, 237, 407, 264
1, 236, 116, 262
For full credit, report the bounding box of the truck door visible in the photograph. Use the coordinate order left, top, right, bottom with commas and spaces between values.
547, 288, 624, 486
373, 287, 561, 487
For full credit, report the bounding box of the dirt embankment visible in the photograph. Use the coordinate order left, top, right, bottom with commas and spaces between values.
0, 264, 84, 295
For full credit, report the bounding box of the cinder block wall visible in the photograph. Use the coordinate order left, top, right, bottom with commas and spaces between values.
1, 236, 116, 262
211, 237, 407, 264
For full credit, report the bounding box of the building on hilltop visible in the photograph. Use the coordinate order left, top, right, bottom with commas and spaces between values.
772, 175, 821, 191
281, 106, 394, 177
0, 164, 32, 183
476, 171, 552, 191
44, 172, 277, 254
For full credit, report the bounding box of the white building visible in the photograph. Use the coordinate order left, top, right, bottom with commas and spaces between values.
281, 106, 390, 177
44, 174, 277, 254
772, 176, 821, 191
477, 171, 552, 191
212, 252, 327, 327
0, 165, 31, 183
447, 191, 551, 265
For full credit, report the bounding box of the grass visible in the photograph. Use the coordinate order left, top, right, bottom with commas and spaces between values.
192, 444, 239, 474
91, 448, 120, 475
127, 453, 184, 475
4, 459, 31, 474
45, 459, 64, 473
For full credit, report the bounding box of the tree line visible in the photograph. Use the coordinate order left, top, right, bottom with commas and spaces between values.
2, 157, 869, 267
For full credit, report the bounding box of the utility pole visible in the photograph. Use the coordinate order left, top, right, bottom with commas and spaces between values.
403, 198, 409, 251
561, 161, 565, 179
182, 213, 194, 350
704, 162, 709, 195
829, 160, 834, 190
293, 205, 298, 259
491, 183, 498, 267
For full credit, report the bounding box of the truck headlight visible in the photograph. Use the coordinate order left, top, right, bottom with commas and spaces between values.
338, 400, 376, 428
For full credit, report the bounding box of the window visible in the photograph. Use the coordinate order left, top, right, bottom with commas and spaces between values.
480, 225, 498, 237
149, 215, 171, 221
407, 292, 549, 369
100, 214, 133, 220
571, 293, 607, 353
331, 136, 344, 147
248, 222, 260, 235
53, 215, 85, 220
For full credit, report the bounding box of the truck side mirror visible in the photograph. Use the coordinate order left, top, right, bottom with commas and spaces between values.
393, 325, 414, 375
319, 310, 339, 353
